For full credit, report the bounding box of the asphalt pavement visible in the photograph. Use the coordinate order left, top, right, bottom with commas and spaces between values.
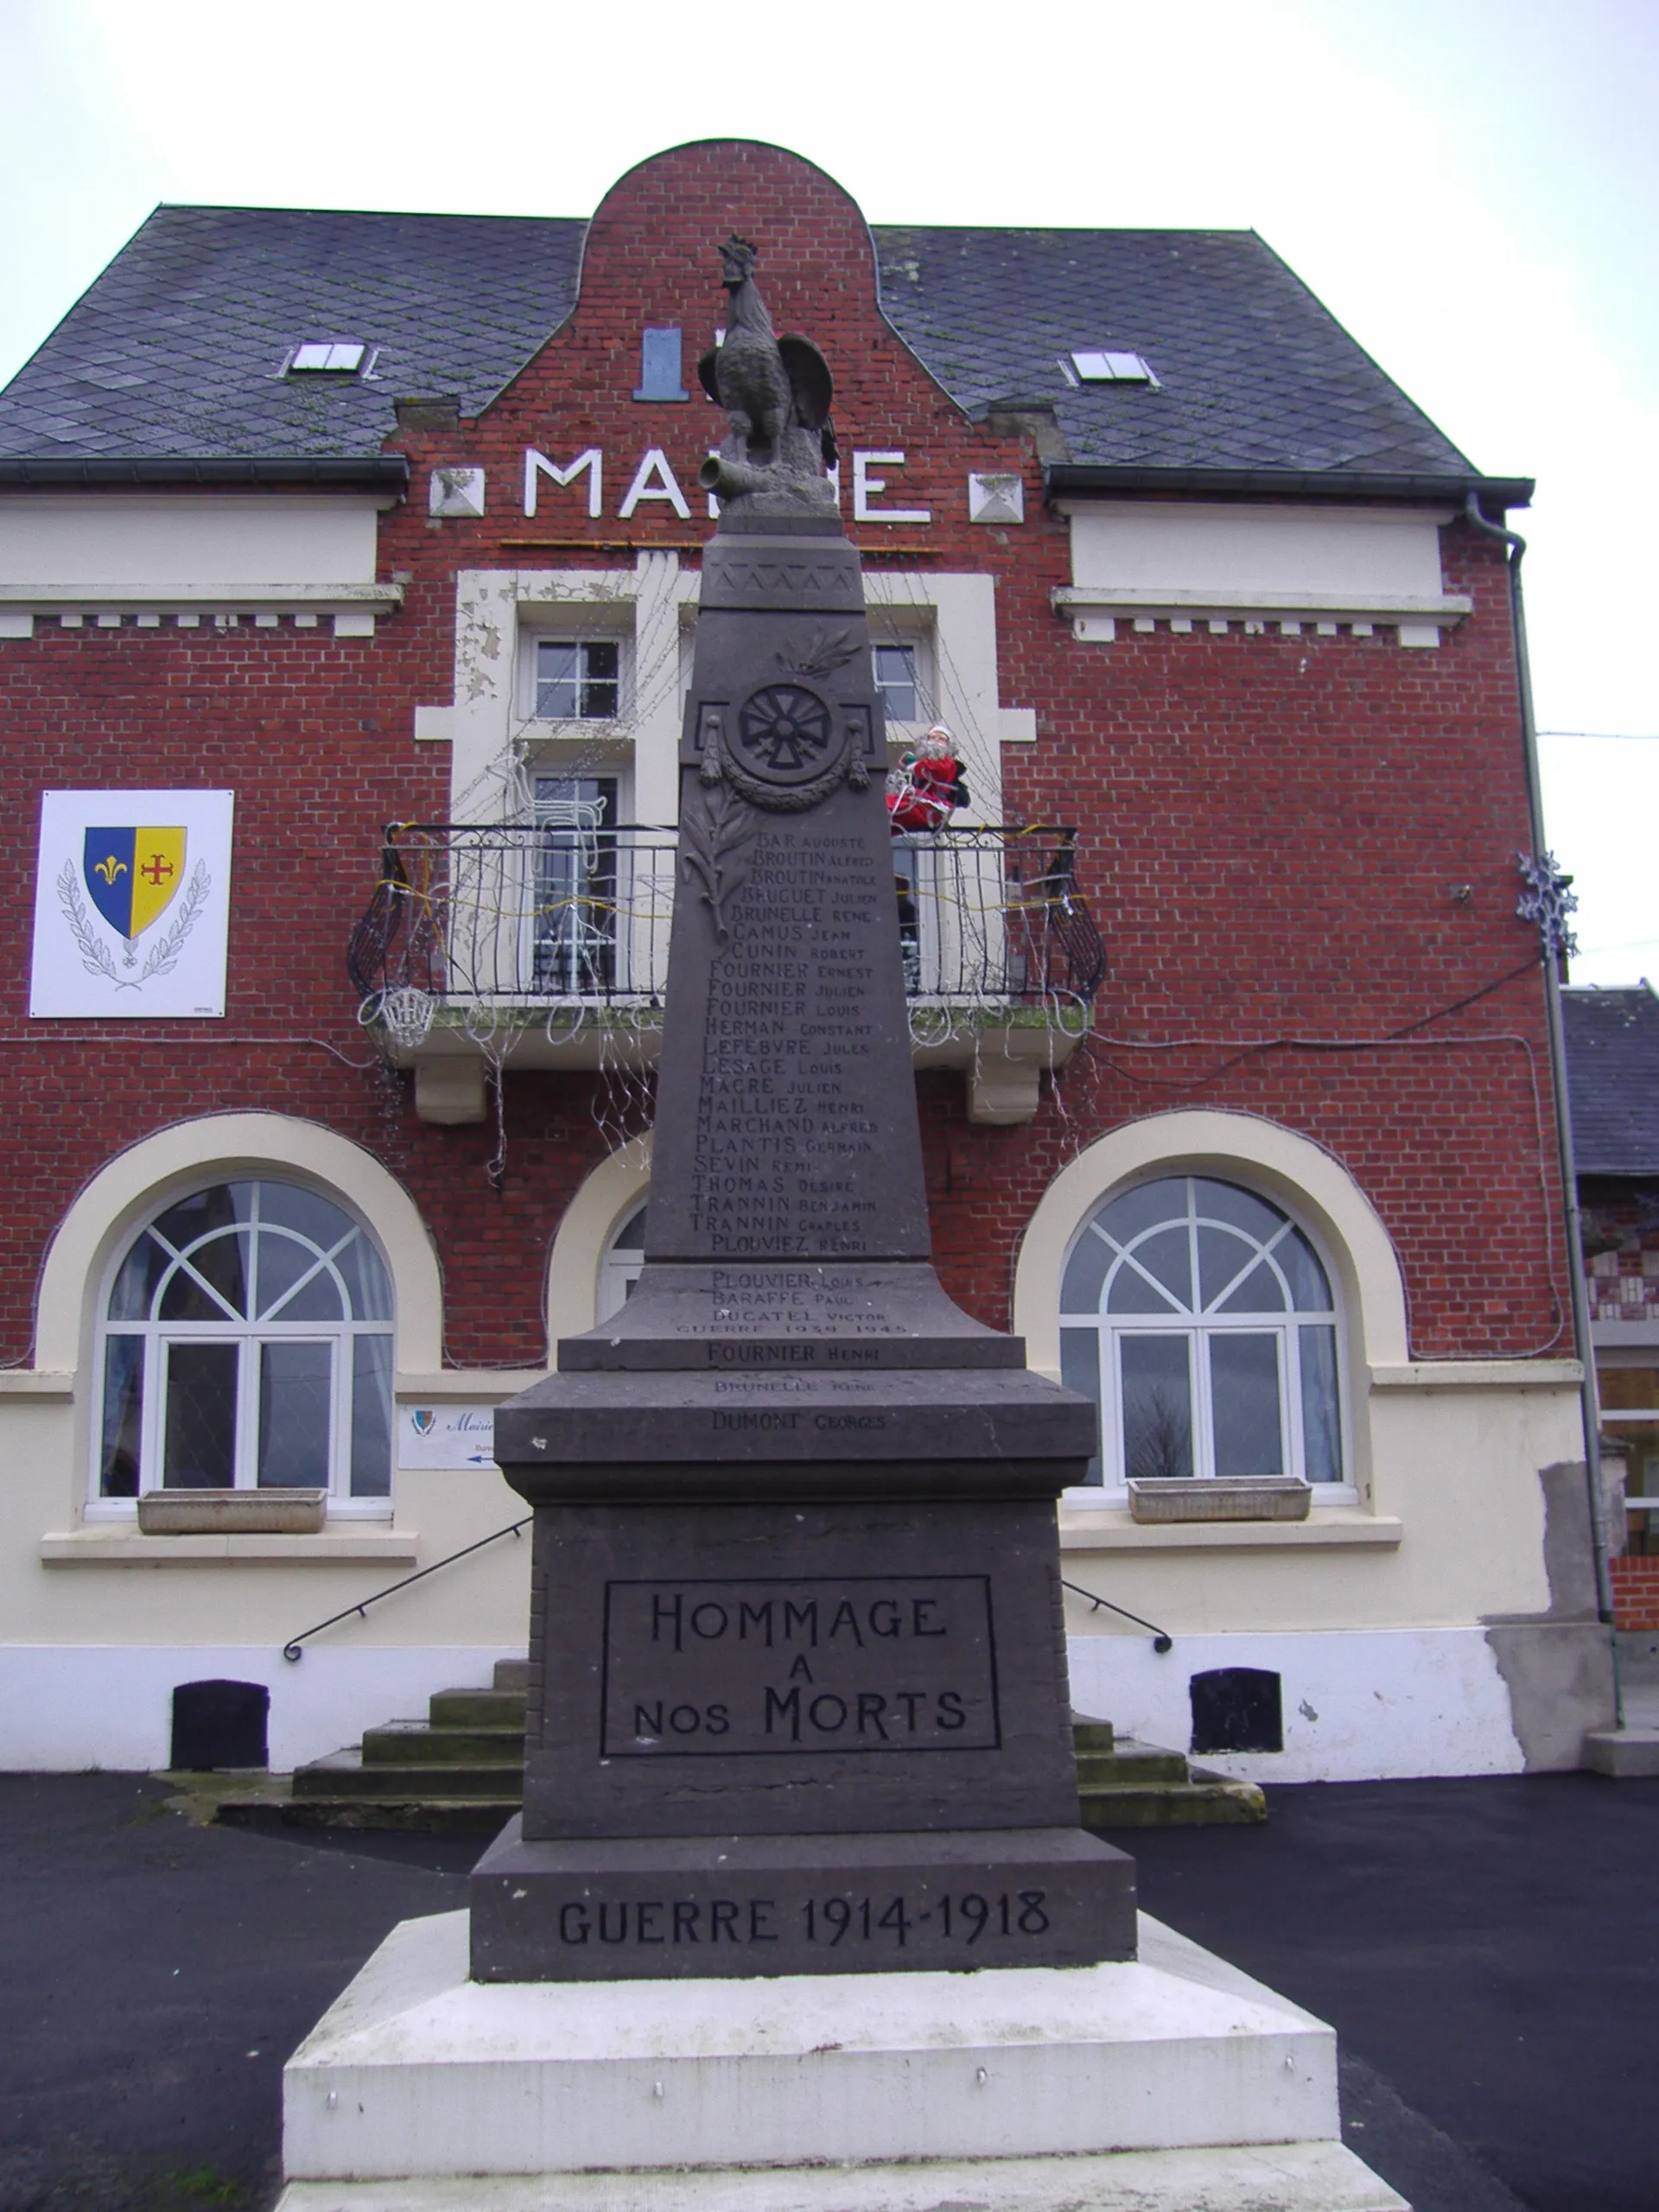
0, 1770, 1652, 2212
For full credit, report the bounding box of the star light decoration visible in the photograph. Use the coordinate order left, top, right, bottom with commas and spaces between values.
1516, 851, 1579, 960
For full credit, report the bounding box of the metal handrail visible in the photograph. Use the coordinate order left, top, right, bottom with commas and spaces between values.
1061, 1578, 1173, 1654
281, 1516, 531, 1662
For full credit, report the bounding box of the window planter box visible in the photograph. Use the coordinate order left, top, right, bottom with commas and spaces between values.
136, 1488, 327, 1535
1128, 1477, 1312, 1525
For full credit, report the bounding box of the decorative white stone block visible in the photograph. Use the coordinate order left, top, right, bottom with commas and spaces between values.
1397, 622, 1441, 649
334, 611, 376, 639
0, 611, 33, 639
1071, 614, 1116, 644
430, 467, 487, 520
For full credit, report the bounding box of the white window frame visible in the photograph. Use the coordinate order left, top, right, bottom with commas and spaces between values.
525, 631, 632, 728
1059, 1173, 1355, 1503
91, 1179, 396, 1518
598, 1203, 647, 1321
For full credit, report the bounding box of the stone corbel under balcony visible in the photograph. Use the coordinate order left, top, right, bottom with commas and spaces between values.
1052, 585, 1471, 649
387, 1004, 1090, 1129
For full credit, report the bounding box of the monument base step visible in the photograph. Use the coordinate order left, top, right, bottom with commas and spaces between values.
280, 1907, 1402, 2209
273, 2138, 1407, 2211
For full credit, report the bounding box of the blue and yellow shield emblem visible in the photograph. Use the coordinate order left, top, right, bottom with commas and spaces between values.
84, 827, 187, 941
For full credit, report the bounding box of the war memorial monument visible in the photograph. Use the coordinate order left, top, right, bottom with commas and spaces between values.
276, 238, 1405, 2212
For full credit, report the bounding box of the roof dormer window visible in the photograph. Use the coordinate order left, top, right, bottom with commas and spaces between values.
1066, 350, 1157, 386
289, 342, 366, 375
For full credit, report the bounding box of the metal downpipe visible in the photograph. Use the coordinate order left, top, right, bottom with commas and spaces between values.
1463, 492, 1620, 1722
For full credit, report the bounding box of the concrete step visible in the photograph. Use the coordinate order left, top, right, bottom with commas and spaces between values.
1080, 1773, 1268, 1830
493, 1657, 531, 1692
1071, 1713, 1116, 1753
360, 1719, 526, 1766
292, 1749, 528, 1801
1075, 1743, 1189, 1787
1585, 1726, 1659, 1778
428, 1688, 527, 1729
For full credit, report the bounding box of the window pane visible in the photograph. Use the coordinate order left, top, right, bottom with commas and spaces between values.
257, 1340, 332, 1488
1300, 1324, 1342, 1481
1096, 1178, 1185, 1249
536, 643, 579, 718
163, 1342, 239, 1488
1192, 1179, 1285, 1243
335, 1231, 392, 1320
1060, 1327, 1103, 1484
254, 1229, 320, 1319
267, 1263, 345, 1323
1061, 1225, 1114, 1312
1106, 1243, 1188, 1313
153, 1183, 255, 1250
1213, 1259, 1288, 1314
351, 1335, 394, 1497
99, 1335, 144, 1497
873, 645, 917, 721
581, 640, 620, 718
1120, 1334, 1193, 1479
1128, 1225, 1192, 1305
158, 1231, 249, 1319
1197, 1224, 1260, 1308
1209, 1333, 1284, 1478
257, 1184, 354, 1247
1279, 1228, 1333, 1313
109, 1232, 168, 1320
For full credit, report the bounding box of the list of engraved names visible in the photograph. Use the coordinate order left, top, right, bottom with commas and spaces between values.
693, 828, 885, 1256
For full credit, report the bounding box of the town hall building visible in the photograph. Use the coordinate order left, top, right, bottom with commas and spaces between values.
0, 138, 1613, 1783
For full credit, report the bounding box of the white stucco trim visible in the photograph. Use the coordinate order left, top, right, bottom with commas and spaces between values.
1012, 1110, 1409, 1382
33, 1111, 444, 1378
544, 1135, 653, 1349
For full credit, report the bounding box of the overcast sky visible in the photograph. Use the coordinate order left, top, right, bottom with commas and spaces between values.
3, 0, 1654, 986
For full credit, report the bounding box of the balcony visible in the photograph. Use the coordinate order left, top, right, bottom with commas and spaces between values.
348, 820, 1104, 1127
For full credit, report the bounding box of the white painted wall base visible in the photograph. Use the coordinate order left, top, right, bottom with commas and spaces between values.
280, 1908, 1400, 2211
2, 1625, 1527, 1779
1066, 1625, 1525, 1782
0, 1645, 519, 1772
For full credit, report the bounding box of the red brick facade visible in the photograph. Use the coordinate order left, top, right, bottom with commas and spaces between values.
0, 141, 1568, 1371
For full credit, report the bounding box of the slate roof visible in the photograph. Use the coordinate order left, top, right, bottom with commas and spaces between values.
0, 202, 1515, 493
1563, 988, 1659, 1177
0, 207, 585, 467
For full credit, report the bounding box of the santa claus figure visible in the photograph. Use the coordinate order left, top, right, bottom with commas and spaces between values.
886, 723, 969, 833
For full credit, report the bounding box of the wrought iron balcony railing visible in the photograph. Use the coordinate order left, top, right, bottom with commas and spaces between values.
348, 820, 1103, 1047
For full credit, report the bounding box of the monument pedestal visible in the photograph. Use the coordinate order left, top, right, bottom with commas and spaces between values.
276, 1908, 1406, 2211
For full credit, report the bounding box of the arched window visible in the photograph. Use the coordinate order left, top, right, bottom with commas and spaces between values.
95, 1180, 394, 1506
598, 1204, 646, 1322
1059, 1175, 1344, 1491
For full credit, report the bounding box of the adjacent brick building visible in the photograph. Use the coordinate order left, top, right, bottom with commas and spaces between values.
0, 138, 1612, 1777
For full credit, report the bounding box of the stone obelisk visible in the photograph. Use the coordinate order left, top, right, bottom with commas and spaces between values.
475, 237, 1135, 1979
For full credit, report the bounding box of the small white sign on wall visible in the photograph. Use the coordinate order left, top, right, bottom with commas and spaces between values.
29, 789, 234, 1018
399, 1405, 499, 1470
